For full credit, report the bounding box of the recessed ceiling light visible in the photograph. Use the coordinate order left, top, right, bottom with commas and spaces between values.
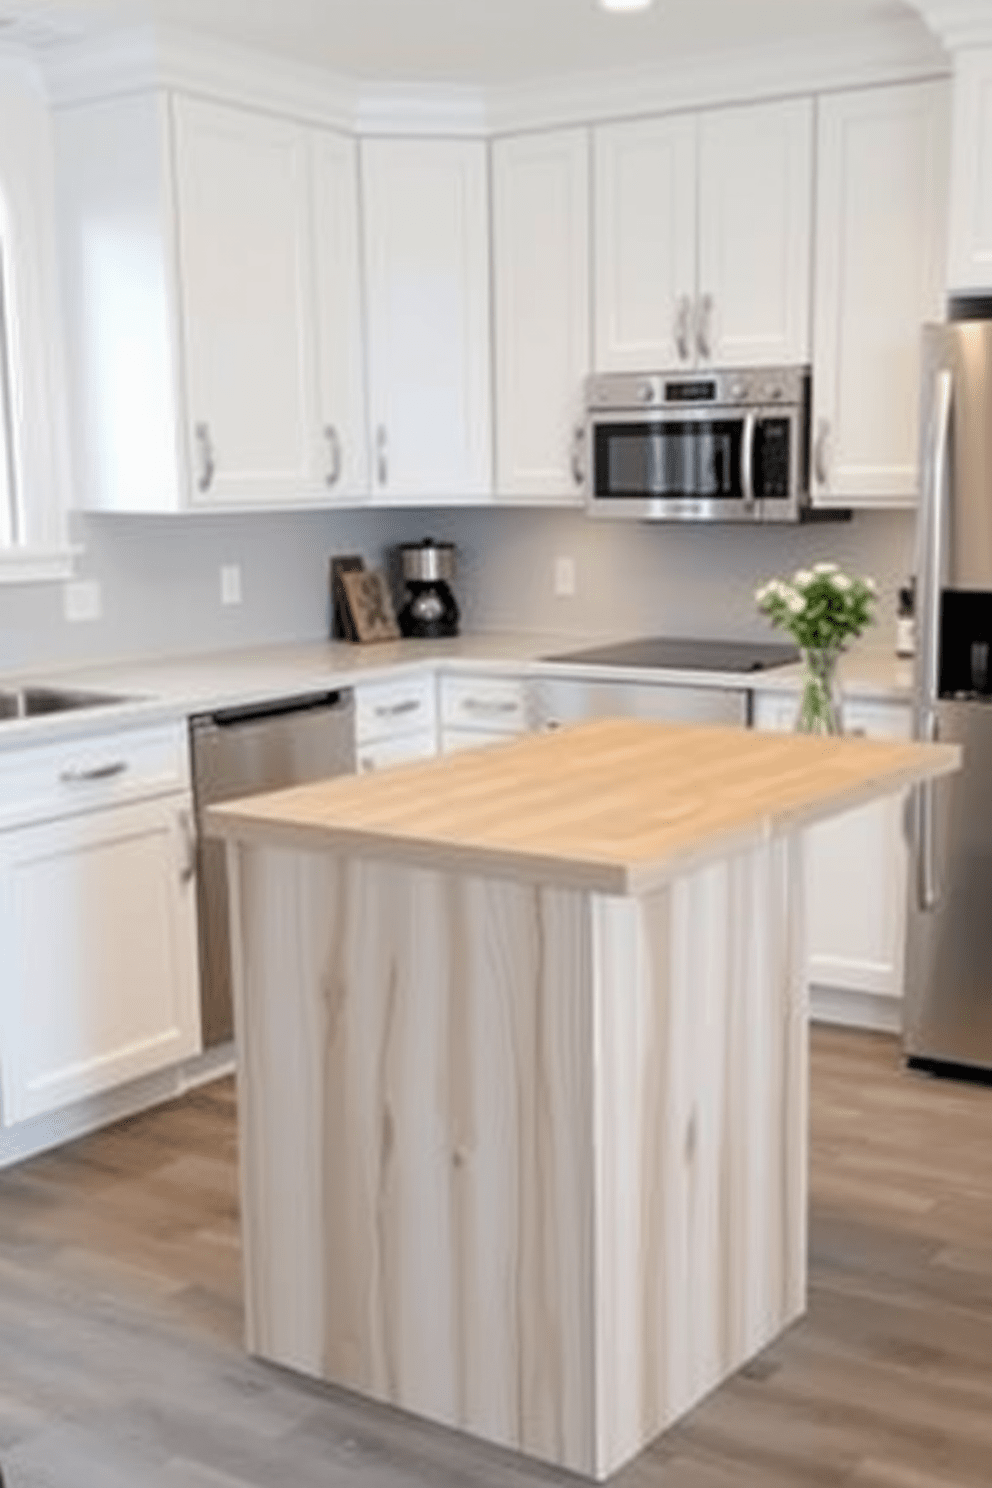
599, 0, 654, 12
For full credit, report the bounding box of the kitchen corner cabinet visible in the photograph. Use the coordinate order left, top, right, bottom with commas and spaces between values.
0, 723, 201, 1126
492, 128, 590, 504
56, 91, 366, 512
811, 80, 949, 508
593, 97, 812, 374
752, 690, 912, 1028
361, 138, 493, 503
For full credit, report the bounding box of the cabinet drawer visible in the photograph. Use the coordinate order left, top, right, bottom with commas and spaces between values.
0, 721, 190, 828
357, 730, 437, 773
440, 675, 529, 733
355, 674, 437, 744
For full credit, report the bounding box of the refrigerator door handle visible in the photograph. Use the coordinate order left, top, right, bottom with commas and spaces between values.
917, 712, 940, 913
920, 370, 953, 709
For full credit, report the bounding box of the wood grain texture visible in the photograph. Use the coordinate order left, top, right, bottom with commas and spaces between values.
227, 831, 807, 1479
207, 718, 958, 895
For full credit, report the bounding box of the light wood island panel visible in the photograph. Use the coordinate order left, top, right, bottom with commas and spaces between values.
208, 720, 958, 1480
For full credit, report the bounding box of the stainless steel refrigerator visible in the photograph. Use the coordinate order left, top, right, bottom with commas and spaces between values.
905, 318, 992, 1075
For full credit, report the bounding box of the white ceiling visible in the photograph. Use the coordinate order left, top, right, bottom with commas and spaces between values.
1, 0, 937, 84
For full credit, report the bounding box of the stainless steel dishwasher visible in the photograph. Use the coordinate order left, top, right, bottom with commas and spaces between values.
190, 689, 356, 1047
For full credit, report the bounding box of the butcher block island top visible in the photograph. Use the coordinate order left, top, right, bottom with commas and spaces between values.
207, 716, 958, 894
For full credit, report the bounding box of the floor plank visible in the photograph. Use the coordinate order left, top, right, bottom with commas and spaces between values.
0, 1029, 989, 1486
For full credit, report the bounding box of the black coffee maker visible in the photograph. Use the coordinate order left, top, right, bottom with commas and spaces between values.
397, 539, 459, 638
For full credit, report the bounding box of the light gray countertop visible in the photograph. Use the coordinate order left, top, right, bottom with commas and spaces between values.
0, 632, 914, 752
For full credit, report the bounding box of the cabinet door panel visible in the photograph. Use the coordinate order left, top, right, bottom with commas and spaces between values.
493, 128, 590, 503
948, 50, 992, 292
594, 115, 697, 373
173, 96, 318, 503
362, 138, 492, 501
813, 81, 949, 507
697, 98, 812, 368
0, 796, 201, 1125
311, 131, 368, 498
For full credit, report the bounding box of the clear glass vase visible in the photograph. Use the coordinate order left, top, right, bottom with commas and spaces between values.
796, 647, 844, 735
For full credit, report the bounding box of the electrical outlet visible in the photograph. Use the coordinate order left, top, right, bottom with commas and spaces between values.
220, 564, 242, 606
63, 579, 101, 623
554, 556, 576, 598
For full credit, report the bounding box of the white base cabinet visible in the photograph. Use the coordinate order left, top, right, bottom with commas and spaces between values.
0, 788, 201, 1126
355, 672, 438, 772
753, 690, 912, 1029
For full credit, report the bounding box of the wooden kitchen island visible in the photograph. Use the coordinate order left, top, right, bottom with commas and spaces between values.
208, 718, 957, 1481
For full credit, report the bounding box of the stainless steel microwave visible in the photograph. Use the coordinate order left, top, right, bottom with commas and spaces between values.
585, 367, 811, 522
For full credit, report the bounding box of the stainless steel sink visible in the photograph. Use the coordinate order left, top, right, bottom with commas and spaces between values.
0, 686, 133, 721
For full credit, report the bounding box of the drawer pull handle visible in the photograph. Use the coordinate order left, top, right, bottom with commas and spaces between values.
59, 761, 129, 784
194, 422, 215, 493
463, 698, 519, 716
324, 424, 343, 488
374, 699, 420, 718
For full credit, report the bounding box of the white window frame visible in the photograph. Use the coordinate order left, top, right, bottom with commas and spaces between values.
0, 58, 74, 585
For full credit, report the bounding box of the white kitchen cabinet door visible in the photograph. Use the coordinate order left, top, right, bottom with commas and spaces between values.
361, 138, 492, 502
947, 48, 992, 293
812, 81, 950, 508
697, 98, 813, 368
753, 690, 912, 1028
172, 95, 321, 505
493, 128, 590, 504
593, 115, 697, 373
0, 793, 201, 1126
310, 131, 369, 499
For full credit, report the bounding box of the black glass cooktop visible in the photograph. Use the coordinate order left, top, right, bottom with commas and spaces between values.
543, 637, 800, 673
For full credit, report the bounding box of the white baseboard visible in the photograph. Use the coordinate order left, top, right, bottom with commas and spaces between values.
0, 1042, 236, 1170
811, 984, 902, 1035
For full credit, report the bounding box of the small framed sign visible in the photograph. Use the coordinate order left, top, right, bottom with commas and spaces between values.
339, 568, 401, 643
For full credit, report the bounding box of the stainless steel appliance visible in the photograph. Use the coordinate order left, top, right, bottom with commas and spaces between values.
585, 367, 818, 522
189, 689, 355, 1047
397, 538, 459, 638
905, 316, 992, 1077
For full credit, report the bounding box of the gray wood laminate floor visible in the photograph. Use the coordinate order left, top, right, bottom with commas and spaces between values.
0, 1028, 989, 1487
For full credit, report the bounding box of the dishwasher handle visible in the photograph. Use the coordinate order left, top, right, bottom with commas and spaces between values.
195, 690, 351, 729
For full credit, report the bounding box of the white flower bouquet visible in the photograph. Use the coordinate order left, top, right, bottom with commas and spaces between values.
755, 562, 877, 733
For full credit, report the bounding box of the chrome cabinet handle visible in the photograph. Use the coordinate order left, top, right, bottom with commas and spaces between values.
675, 295, 692, 362
463, 697, 519, 716
375, 425, 389, 488
814, 418, 831, 488
59, 760, 128, 784
194, 422, 215, 493
324, 425, 342, 488
179, 808, 197, 884
696, 294, 714, 361
570, 424, 586, 487
740, 412, 756, 508
374, 699, 419, 719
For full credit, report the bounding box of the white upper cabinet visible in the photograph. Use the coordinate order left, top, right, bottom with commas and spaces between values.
812, 81, 950, 508
594, 115, 696, 372
696, 99, 812, 369
173, 97, 319, 505
361, 138, 492, 503
56, 91, 367, 512
594, 98, 812, 373
492, 127, 590, 504
311, 132, 369, 499
947, 48, 992, 293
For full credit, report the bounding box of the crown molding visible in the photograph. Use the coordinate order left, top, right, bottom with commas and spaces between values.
38, 10, 949, 137
910, 2, 992, 52
487, 13, 949, 134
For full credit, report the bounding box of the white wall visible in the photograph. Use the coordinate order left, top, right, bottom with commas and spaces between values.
0, 503, 915, 673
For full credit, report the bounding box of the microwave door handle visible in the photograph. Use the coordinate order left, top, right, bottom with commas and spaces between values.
741, 413, 757, 510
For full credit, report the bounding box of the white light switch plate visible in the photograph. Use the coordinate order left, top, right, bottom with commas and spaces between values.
554, 556, 576, 598
220, 564, 242, 606
63, 579, 101, 623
